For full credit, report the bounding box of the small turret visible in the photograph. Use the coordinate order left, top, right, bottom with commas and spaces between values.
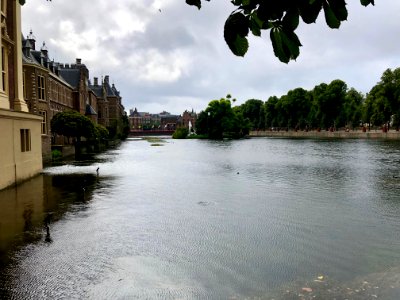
27, 29, 36, 50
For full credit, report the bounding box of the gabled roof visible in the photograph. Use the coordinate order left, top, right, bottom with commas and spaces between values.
89, 85, 103, 98
59, 69, 80, 89
85, 104, 97, 115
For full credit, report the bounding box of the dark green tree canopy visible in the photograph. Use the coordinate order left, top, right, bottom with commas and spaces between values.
51, 111, 97, 140
186, 0, 375, 63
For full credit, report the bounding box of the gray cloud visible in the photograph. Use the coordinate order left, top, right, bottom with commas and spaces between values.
22, 0, 400, 114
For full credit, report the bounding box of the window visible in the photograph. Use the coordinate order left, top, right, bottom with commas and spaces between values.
37, 75, 45, 100
1, 46, 7, 92
23, 71, 26, 98
20, 129, 31, 152
39, 110, 47, 134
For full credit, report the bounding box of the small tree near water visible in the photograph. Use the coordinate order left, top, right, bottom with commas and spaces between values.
51, 111, 97, 143
172, 127, 189, 139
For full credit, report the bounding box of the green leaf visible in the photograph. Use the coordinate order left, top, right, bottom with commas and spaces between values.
299, 0, 323, 24
233, 35, 249, 57
281, 30, 301, 60
328, 0, 348, 21
323, 1, 341, 28
224, 12, 250, 56
360, 0, 374, 6
186, 0, 201, 9
250, 16, 262, 36
270, 29, 289, 63
282, 9, 300, 31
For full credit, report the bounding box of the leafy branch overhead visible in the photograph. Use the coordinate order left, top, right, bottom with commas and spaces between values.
186, 0, 375, 63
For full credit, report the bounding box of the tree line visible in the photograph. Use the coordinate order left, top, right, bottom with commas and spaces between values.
196, 67, 400, 139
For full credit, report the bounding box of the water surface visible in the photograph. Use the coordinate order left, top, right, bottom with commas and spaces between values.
1, 137, 400, 299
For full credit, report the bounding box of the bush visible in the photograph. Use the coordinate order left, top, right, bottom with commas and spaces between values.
172, 127, 189, 139
51, 149, 62, 160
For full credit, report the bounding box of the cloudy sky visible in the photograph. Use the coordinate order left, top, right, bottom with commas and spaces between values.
21, 1, 400, 115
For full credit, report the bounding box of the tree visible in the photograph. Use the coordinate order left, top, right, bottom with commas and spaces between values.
342, 88, 364, 128
236, 99, 264, 130
186, 0, 375, 63
172, 127, 189, 139
51, 111, 96, 142
196, 97, 250, 139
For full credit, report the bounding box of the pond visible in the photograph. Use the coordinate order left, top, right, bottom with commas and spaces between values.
1, 137, 400, 299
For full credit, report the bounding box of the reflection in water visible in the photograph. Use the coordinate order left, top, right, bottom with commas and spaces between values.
1, 138, 400, 299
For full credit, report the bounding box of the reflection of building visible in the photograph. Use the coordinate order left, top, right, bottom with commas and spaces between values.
0, 0, 42, 190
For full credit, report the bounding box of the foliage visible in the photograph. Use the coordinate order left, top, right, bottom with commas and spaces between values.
120, 115, 131, 140
172, 127, 189, 139
51, 149, 62, 160
196, 97, 250, 139
235, 99, 265, 130
186, 0, 375, 63
95, 124, 109, 140
51, 111, 96, 141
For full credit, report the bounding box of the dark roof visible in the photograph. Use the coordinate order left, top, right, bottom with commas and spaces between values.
89, 85, 103, 98
59, 69, 80, 88
85, 104, 97, 115
104, 82, 116, 97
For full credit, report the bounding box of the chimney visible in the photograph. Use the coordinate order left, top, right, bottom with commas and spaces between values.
104, 75, 109, 83
94, 77, 98, 86
40, 42, 48, 58
22, 39, 32, 57
76, 58, 82, 65
27, 29, 36, 50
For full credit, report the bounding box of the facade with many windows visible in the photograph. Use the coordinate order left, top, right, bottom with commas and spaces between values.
0, 0, 42, 190
22, 33, 74, 160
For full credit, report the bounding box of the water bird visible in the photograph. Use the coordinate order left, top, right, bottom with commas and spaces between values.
96, 167, 99, 176
45, 224, 52, 243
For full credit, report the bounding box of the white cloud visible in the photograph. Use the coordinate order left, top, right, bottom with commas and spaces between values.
21, 0, 400, 114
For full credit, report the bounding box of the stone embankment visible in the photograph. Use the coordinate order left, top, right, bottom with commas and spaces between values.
250, 130, 400, 140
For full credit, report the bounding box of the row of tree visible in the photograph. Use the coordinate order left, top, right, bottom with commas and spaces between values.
196, 67, 400, 139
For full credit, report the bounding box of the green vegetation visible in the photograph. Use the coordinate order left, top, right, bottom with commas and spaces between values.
187, 0, 374, 62
51, 111, 97, 142
144, 137, 167, 144
51, 149, 62, 160
172, 127, 189, 139
197, 67, 400, 135
196, 96, 250, 139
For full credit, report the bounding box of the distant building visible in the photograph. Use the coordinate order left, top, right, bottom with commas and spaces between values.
182, 109, 197, 131
0, 0, 43, 190
161, 114, 181, 130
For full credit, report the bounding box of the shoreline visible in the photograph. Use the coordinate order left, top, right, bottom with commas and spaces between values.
250, 129, 400, 140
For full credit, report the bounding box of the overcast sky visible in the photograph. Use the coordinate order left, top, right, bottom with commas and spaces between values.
21, 1, 400, 115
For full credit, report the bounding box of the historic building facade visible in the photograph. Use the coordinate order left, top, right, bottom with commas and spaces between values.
22, 32, 75, 160
0, 0, 42, 190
